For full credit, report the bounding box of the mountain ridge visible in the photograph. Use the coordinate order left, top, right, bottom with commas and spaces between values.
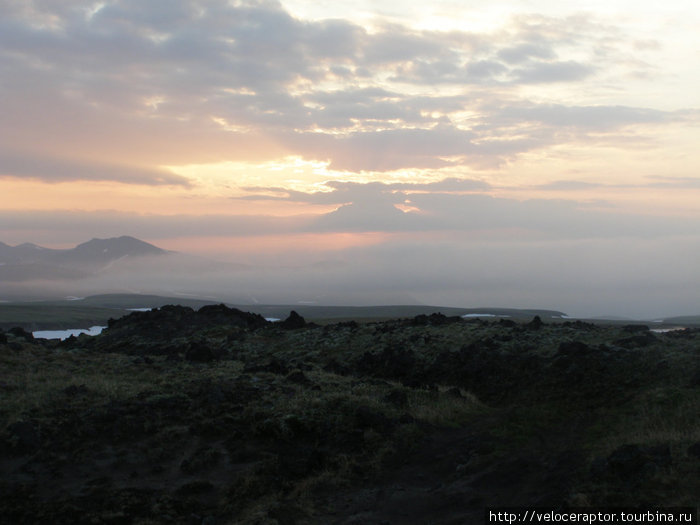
0, 236, 168, 282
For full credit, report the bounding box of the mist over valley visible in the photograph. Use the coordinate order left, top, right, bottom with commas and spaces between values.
2, 235, 698, 321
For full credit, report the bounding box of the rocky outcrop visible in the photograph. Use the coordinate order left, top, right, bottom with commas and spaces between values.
7, 326, 33, 342
90, 303, 270, 356
280, 310, 307, 329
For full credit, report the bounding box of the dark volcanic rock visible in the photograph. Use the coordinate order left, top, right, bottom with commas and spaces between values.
105, 303, 268, 340
613, 332, 657, 348
445, 386, 464, 398
276, 441, 324, 478
244, 359, 290, 375
333, 320, 359, 330
286, 370, 311, 384
667, 327, 700, 339
410, 312, 461, 326
323, 358, 351, 375
623, 324, 650, 333
526, 315, 544, 330
280, 310, 306, 329
8, 326, 34, 342
356, 345, 417, 382
180, 446, 222, 474
185, 342, 217, 363
384, 389, 409, 408
689, 369, 700, 388
198, 303, 268, 329
555, 340, 594, 357
63, 384, 89, 397
593, 443, 671, 485
687, 442, 700, 459
549, 341, 641, 396
94, 303, 271, 356
5, 420, 41, 454
107, 304, 195, 333
174, 480, 215, 497
563, 320, 597, 330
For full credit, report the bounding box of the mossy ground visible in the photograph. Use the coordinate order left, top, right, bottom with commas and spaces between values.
1, 309, 699, 524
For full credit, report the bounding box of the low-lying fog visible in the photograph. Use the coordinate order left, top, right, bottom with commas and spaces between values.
4, 234, 699, 320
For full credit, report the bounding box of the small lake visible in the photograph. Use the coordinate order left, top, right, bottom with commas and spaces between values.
461, 313, 512, 318
33, 326, 106, 340
32, 316, 282, 340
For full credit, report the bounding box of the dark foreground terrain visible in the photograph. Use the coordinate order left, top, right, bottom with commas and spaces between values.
1, 305, 699, 524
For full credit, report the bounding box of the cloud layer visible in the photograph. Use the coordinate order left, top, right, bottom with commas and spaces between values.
1, 0, 695, 182
3, 176, 698, 243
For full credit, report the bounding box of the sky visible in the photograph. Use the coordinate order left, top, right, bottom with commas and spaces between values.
1, 0, 699, 317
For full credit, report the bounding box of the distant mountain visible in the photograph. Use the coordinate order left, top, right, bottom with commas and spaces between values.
0, 236, 168, 281
48, 236, 168, 267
